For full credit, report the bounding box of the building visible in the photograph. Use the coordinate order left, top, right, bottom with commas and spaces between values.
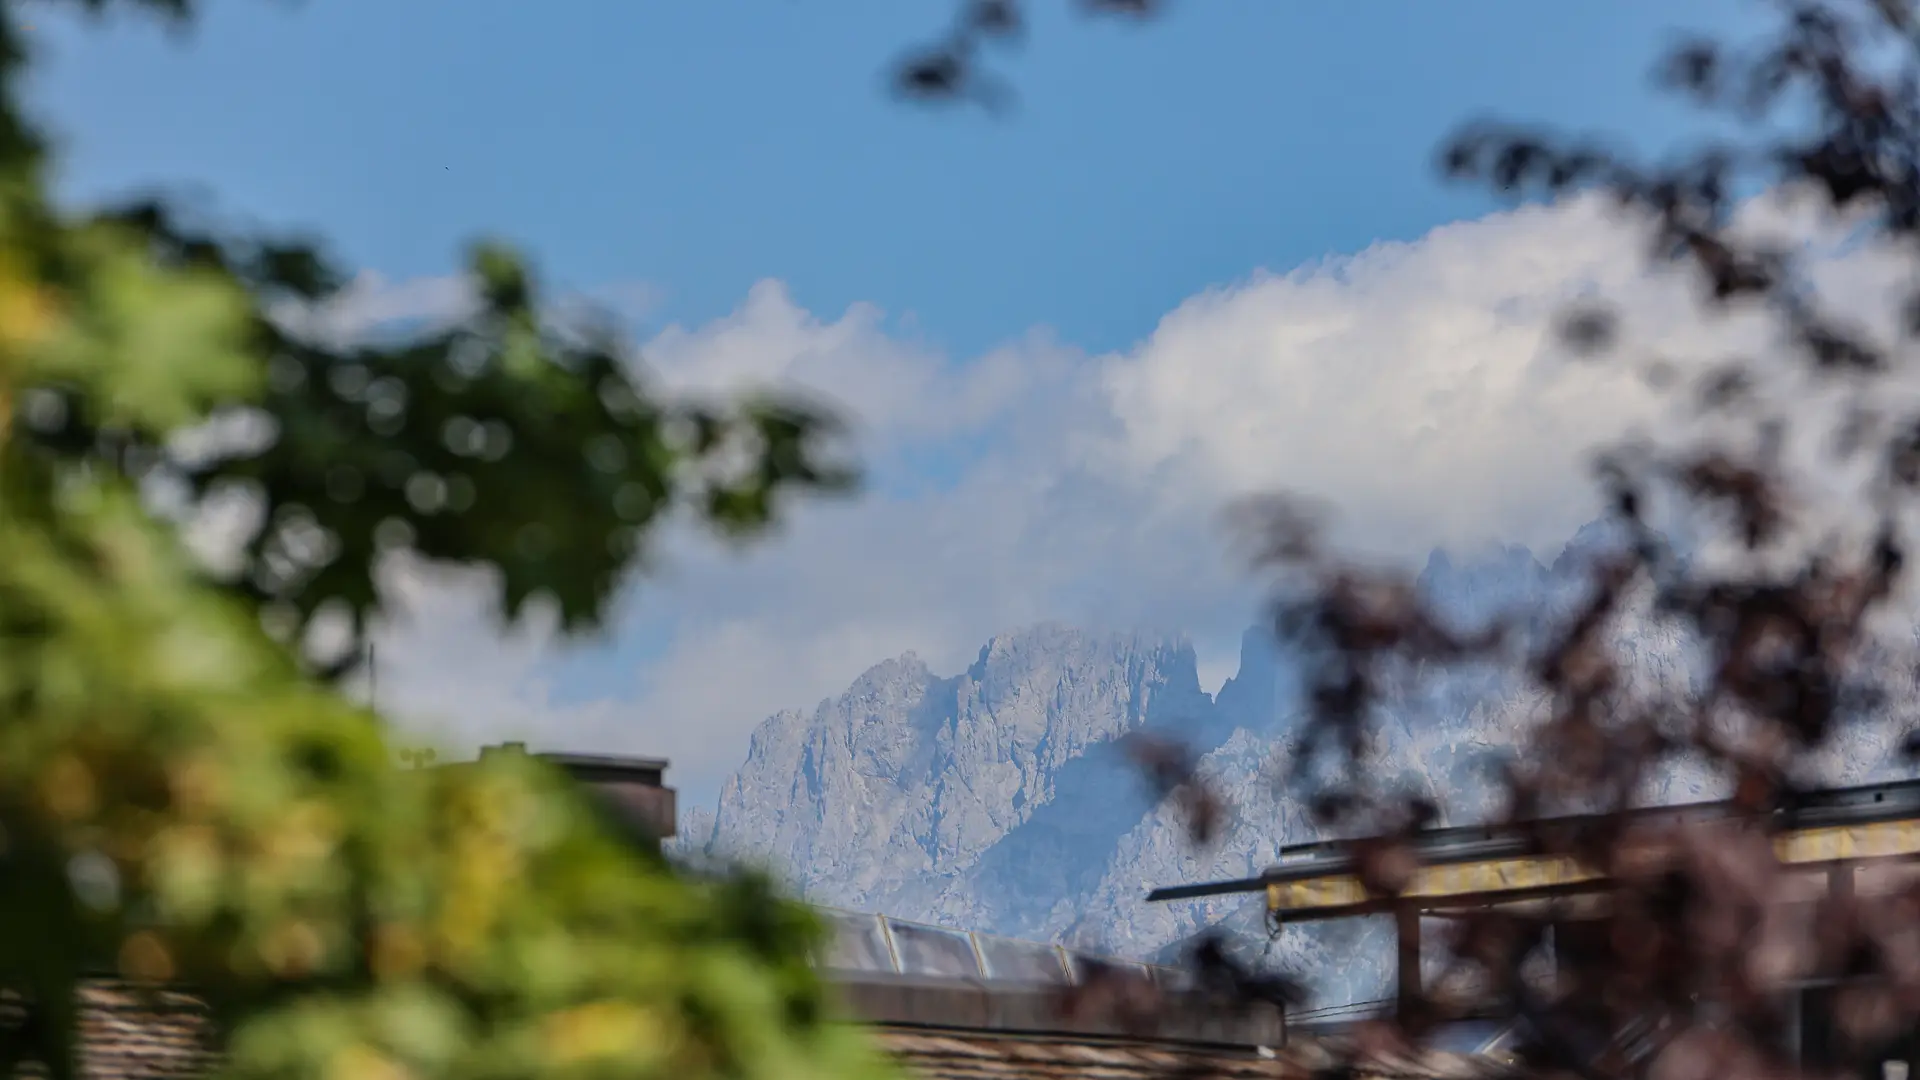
1146, 775, 1920, 1076
55, 747, 1502, 1080
476, 742, 678, 847
68, 977, 1491, 1080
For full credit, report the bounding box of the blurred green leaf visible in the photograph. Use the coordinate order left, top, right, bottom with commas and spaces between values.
31, 202, 858, 667
0, 3, 892, 1079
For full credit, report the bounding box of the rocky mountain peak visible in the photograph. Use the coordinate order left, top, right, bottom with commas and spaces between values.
700, 625, 1207, 914
687, 520, 1914, 1008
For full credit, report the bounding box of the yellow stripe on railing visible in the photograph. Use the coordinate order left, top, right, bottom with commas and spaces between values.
1266, 816, 1920, 914
1774, 819, 1920, 863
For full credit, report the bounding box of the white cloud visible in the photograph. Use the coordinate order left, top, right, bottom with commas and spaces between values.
639, 280, 1075, 453
344, 193, 1913, 811
276, 271, 478, 348
1097, 201, 1666, 551
360, 559, 620, 752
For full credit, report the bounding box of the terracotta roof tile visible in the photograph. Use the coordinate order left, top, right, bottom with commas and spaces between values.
74, 981, 217, 1080
875, 1030, 1281, 1080
874, 1028, 1505, 1080
59, 979, 1505, 1080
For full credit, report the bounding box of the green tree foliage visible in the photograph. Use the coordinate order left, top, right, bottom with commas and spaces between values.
0, 2, 889, 1079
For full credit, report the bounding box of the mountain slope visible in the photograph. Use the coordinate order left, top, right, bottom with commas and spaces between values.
704, 625, 1211, 920
685, 523, 1918, 1007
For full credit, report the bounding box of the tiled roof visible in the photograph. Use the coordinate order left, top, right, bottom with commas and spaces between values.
831, 973, 1286, 1047
62, 978, 1504, 1080
874, 1029, 1286, 1080
873, 1028, 1504, 1080
74, 981, 217, 1080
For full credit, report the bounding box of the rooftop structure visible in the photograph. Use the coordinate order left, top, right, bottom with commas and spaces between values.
814, 906, 1185, 986
62, 740, 1555, 1079
810, 906, 1290, 1048
475, 741, 677, 844
69, 978, 1492, 1080
1144, 774, 1920, 1067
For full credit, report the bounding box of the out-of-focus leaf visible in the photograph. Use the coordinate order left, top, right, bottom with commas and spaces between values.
0, 4, 889, 1080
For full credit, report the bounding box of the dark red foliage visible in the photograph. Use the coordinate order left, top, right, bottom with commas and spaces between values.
898, 3, 1920, 1078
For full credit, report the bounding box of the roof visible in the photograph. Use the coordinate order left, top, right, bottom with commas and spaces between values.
873, 1029, 1504, 1080
875, 1030, 1285, 1080
536, 751, 672, 773
1147, 775, 1920, 919
463, 744, 677, 840
66, 978, 1502, 1080
475, 742, 672, 774
74, 981, 217, 1080
832, 973, 1283, 1047
814, 906, 1191, 989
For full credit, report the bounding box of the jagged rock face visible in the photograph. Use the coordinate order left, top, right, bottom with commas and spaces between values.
688, 524, 1918, 1009
705, 626, 1212, 919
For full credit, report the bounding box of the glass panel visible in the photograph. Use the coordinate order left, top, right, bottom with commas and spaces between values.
1148, 965, 1194, 992
885, 919, 982, 978
818, 911, 897, 974
1064, 952, 1154, 982
1064, 951, 1122, 984
974, 935, 1068, 984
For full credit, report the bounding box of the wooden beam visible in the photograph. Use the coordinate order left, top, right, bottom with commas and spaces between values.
1396, 904, 1420, 1019
1260, 817, 1920, 921
1266, 854, 1599, 914
1830, 860, 1855, 901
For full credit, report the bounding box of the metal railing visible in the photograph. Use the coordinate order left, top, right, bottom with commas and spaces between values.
811, 906, 1190, 988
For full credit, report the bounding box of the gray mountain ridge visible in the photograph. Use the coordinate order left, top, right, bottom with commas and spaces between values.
675, 520, 1920, 1009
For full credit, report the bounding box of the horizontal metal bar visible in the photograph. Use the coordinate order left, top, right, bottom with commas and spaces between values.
1270, 776, 1920, 868
1145, 876, 1269, 903
1261, 818, 1920, 917
1148, 781, 1920, 914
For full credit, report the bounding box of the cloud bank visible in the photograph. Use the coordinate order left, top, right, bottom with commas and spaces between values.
351, 193, 1908, 811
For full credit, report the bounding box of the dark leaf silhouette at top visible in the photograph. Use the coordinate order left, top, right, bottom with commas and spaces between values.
889, 0, 1164, 113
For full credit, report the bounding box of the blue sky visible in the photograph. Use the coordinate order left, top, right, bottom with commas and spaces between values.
32, 1, 1736, 355
26, 0, 1761, 808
